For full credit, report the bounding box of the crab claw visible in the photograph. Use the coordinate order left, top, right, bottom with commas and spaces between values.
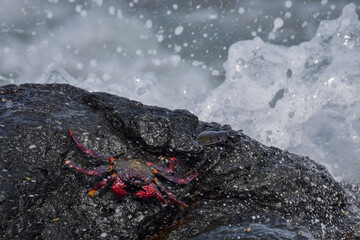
136, 183, 174, 205
135, 184, 156, 198
111, 177, 126, 196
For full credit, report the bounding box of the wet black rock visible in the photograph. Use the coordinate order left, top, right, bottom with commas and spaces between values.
0, 84, 359, 240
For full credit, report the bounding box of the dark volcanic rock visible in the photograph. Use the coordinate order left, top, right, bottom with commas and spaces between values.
0, 84, 359, 240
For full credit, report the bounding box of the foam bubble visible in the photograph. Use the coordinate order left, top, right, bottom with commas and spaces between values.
273, 18, 284, 31
175, 26, 184, 35
285, 1, 292, 8
145, 19, 152, 29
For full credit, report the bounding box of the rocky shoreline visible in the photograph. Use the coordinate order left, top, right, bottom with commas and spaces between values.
0, 84, 359, 239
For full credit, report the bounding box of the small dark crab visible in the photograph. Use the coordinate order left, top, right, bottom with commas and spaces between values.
196, 130, 231, 146
64, 129, 198, 207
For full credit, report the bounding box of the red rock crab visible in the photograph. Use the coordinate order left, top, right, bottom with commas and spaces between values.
65, 129, 198, 207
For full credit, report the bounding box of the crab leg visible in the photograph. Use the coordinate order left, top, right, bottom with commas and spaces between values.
64, 160, 112, 176
69, 129, 115, 163
89, 175, 115, 198
154, 178, 189, 207
135, 182, 173, 205
155, 170, 198, 185
147, 157, 178, 174
168, 157, 178, 173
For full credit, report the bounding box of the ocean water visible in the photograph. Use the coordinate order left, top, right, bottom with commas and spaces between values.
1, 0, 360, 184
198, 3, 360, 183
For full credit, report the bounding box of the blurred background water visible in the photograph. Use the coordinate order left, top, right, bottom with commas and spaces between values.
1, 0, 360, 183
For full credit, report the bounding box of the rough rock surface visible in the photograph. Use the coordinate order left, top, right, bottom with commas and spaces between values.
0, 84, 359, 239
